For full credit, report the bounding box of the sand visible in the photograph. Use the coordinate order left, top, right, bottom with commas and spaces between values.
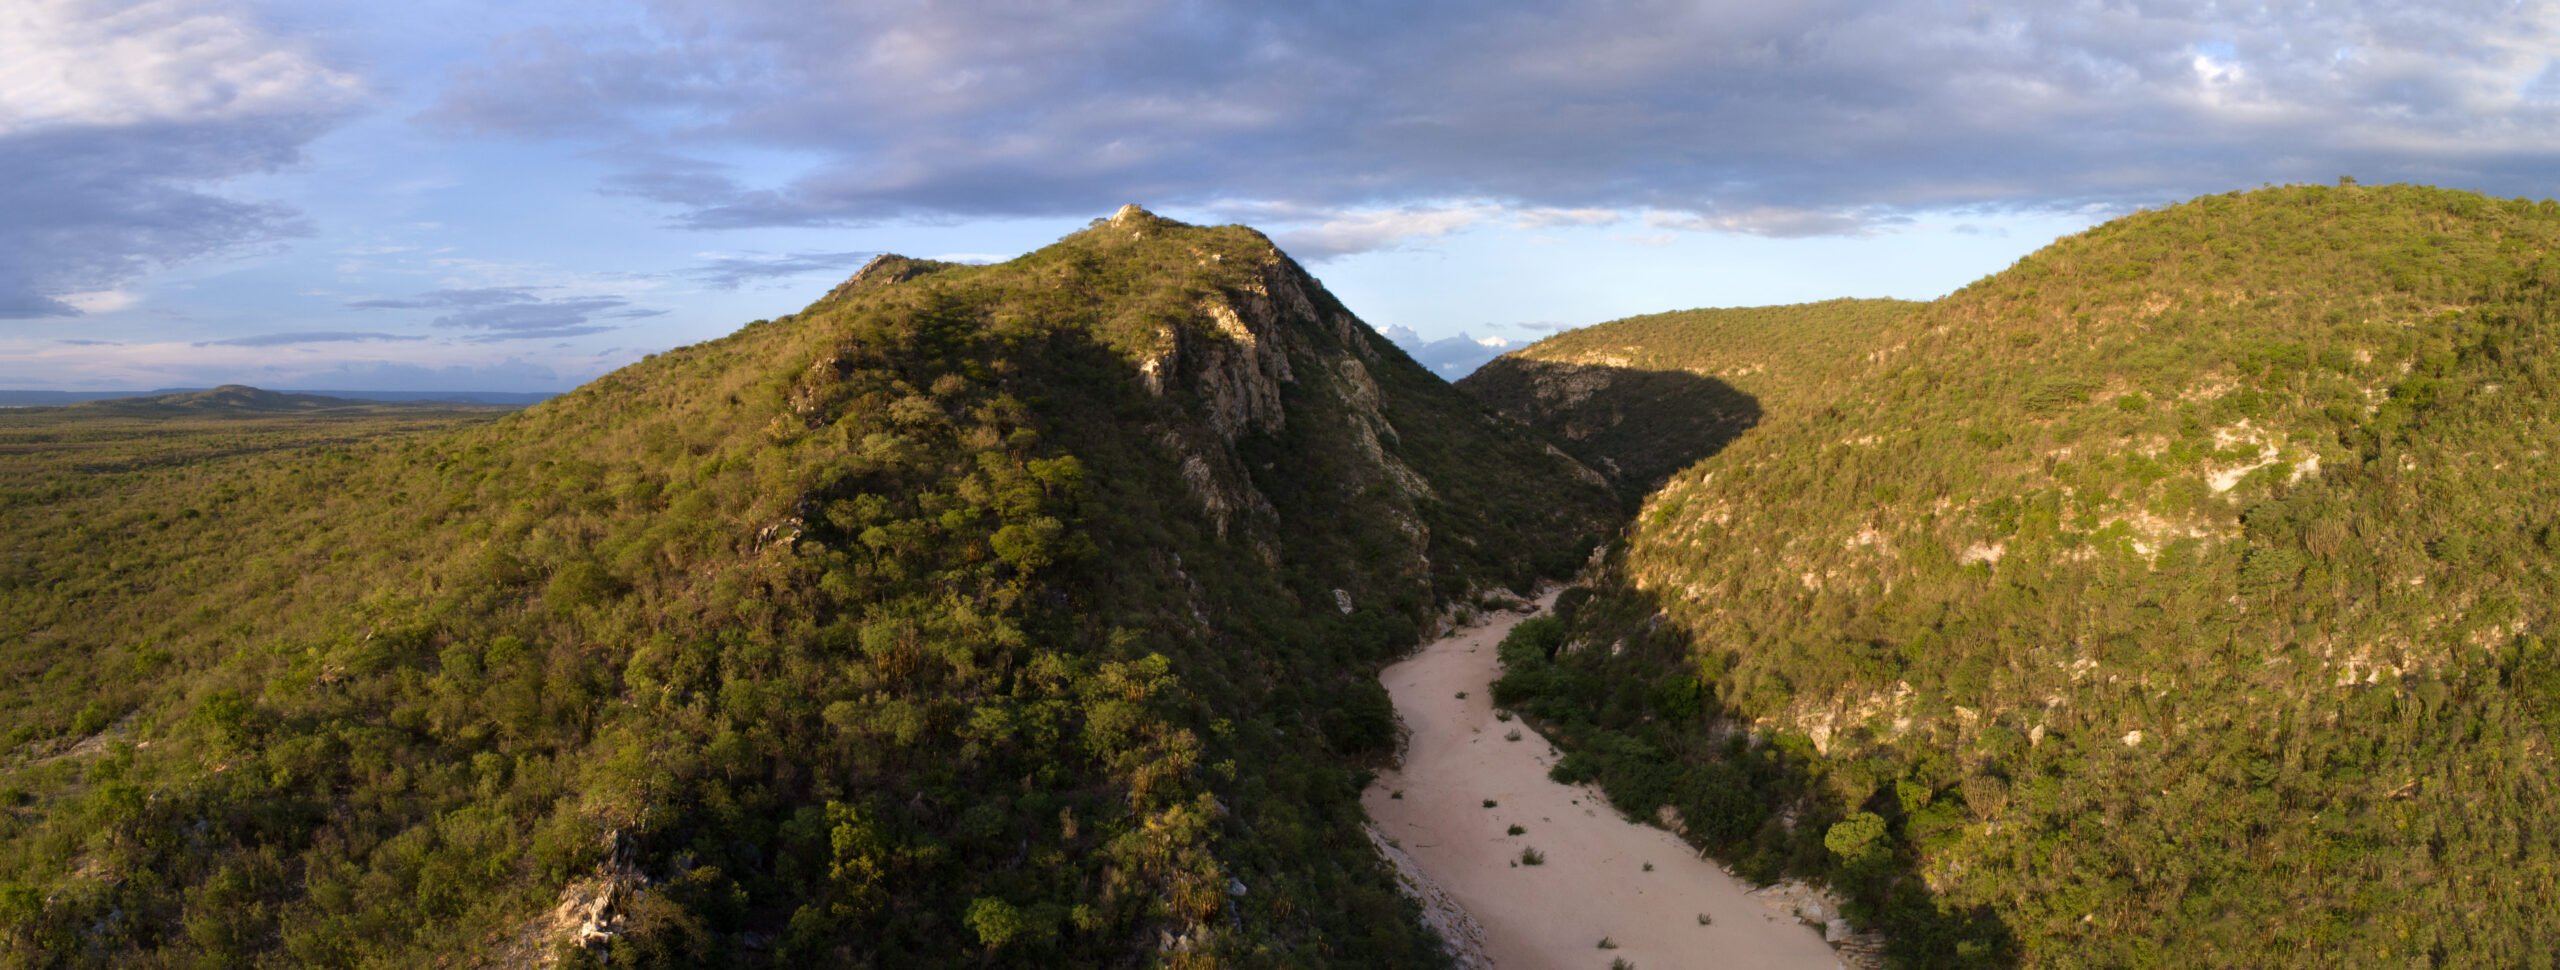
1362, 592, 1844, 970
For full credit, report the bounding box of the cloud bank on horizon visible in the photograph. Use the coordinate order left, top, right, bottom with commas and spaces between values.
7, 0, 2560, 387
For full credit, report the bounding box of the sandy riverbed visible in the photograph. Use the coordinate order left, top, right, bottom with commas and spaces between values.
1361, 592, 1843, 970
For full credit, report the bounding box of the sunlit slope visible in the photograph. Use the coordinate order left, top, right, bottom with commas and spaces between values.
1509, 184, 2560, 967
1458, 299, 1916, 493
0, 208, 1613, 967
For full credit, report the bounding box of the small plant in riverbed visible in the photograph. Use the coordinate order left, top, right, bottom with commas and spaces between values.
1596, 936, 1618, 949
1455, 691, 1468, 699
1390, 790, 1402, 799
1611, 959, 1635, 970
1483, 798, 1498, 808
1520, 847, 1545, 865
1507, 824, 1524, 835
1642, 861, 1654, 871
1495, 710, 1513, 722
1505, 729, 1523, 741
1697, 913, 1713, 926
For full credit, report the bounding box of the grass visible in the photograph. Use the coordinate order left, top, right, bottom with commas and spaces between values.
1520, 847, 1545, 866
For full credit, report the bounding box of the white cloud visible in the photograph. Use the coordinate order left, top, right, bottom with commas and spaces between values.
0, 0, 363, 320
1270, 204, 1496, 261
0, 0, 362, 136
1646, 206, 1882, 238
57, 289, 137, 313
1514, 207, 1621, 229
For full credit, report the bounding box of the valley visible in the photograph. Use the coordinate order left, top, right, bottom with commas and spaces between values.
1363, 590, 1841, 970
4, 184, 2559, 969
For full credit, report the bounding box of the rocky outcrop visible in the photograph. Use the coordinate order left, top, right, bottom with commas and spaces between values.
823, 253, 959, 302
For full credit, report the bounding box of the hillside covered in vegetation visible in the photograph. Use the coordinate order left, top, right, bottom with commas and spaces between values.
0, 207, 1615, 967
1459, 299, 1917, 497
1491, 183, 2560, 967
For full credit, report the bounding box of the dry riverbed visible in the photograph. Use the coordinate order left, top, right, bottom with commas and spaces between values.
1362, 592, 1845, 970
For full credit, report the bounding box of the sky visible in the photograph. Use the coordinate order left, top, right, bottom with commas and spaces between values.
7, 0, 2560, 390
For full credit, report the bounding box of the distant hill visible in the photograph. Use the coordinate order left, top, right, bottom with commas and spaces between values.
1460, 298, 1917, 497
0, 206, 1612, 966
71, 385, 399, 412
1492, 184, 2560, 967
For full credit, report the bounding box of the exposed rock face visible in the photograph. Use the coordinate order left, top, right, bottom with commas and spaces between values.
1120, 208, 1458, 564
824, 253, 959, 301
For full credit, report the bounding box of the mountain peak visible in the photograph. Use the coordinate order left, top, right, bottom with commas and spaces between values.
826, 253, 960, 301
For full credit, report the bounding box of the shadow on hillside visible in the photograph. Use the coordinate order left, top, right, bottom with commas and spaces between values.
1499, 583, 2020, 967
1458, 360, 1761, 506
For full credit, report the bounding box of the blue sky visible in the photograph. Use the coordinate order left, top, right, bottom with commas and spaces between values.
7, 0, 2560, 390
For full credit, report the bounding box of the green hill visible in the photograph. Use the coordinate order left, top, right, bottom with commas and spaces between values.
1494, 184, 2560, 967
1460, 299, 1918, 496
0, 207, 1613, 967
71, 385, 387, 413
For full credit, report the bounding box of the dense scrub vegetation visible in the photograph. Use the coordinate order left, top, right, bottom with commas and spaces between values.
0, 210, 1612, 967
1495, 183, 2560, 967
1460, 299, 1915, 496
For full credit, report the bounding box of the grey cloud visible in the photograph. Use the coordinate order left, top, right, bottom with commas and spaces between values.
428, 1, 2560, 236
0, 118, 331, 319
345, 287, 542, 309
461, 325, 618, 343
686, 250, 880, 289
435, 298, 629, 333
57, 338, 120, 346
352, 287, 644, 340
195, 331, 426, 348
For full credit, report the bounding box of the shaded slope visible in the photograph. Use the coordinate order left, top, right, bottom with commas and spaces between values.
0, 207, 1613, 967
1459, 299, 1915, 496
1500, 184, 2560, 967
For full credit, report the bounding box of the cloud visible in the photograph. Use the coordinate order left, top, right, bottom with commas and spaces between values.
1379, 325, 1511, 380
1271, 205, 1494, 261
1645, 207, 1887, 238
349, 287, 648, 341
422, 1, 2560, 236
687, 250, 880, 289
346, 287, 542, 309
1515, 207, 1621, 229
0, 0, 362, 320
195, 331, 426, 348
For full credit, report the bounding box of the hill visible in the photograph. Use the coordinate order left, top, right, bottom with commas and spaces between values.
0, 206, 1614, 967
72, 385, 390, 413
1460, 299, 1917, 496
1492, 184, 2560, 967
